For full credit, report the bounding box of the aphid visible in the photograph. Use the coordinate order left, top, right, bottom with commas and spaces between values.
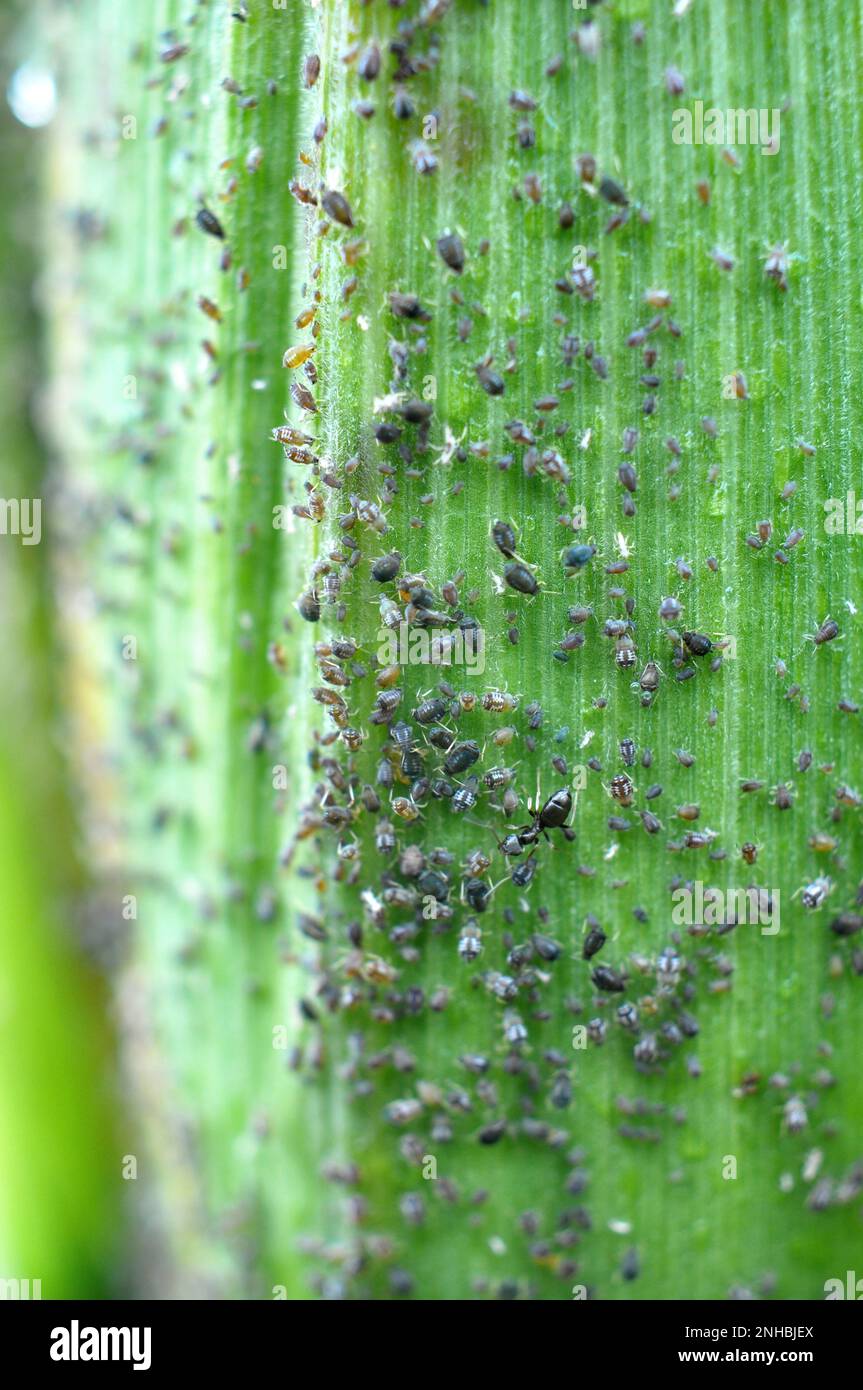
321, 189, 354, 227
198, 294, 221, 322
464, 878, 491, 912
437, 233, 465, 273
783, 1096, 808, 1134
509, 88, 537, 111
160, 42, 190, 63
484, 766, 515, 791
572, 264, 595, 299
195, 206, 224, 239
455, 919, 484, 966
710, 246, 734, 272
802, 877, 831, 909
619, 738, 636, 767
618, 463, 638, 494
830, 912, 863, 937
478, 1120, 507, 1146
492, 520, 517, 557
375, 818, 396, 855
836, 784, 862, 809
809, 831, 838, 853
741, 841, 758, 865
764, 242, 790, 292
592, 964, 626, 993
272, 425, 315, 448
610, 774, 634, 807
683, 631, 712, 656
374, 666, 401, 694
388, 293, 428, 325
303, 53, 321, 88
357, 41, 380, 81
297, 589, 320, 622
379, 596, 401, 629
482, 689, 519, 714
511, 855, 537, 888
583, 925, 607, 960
562, 544, 596, 572
444, 740, 480, 776
477, 364, 505, 396
401, 744, 423, 778
550, 1073, 572, 1109
414, 697, 447, 725
659, 596, 682, 622
371, 551, 401, 582
504, 562, 539, 595
639, 661, 660, 692
599, 175, 628, 206
374, 421, 401, 444
812, 617, 839, 645
452, 777, 480, 814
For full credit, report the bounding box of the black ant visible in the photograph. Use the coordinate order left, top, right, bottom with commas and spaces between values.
515, 787, 573, 848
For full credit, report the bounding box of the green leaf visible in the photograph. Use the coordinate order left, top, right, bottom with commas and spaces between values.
56, 0, 863, 1299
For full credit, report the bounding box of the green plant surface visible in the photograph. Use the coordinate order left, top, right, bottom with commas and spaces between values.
58, 0, 862, 1300
0, 1, 120, 1296
52, 0, 316, 1295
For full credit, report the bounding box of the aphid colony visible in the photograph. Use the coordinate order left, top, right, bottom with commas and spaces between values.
155, 0, 861, 1300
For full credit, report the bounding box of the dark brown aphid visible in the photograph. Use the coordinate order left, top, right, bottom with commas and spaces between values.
477, 365, 505, 396
303, 53, 321, 88
297, 590, 320, 622
504, 562, 538, 595
830, 913, 863, 937
592, 964, 626, 993
583, 923, 607, 960
741, 842, 758, 864
444, 741, 480, 776
683, 631, 712, 656
618, 463, 637, 493
371, 551, 401, 582
387, 293, 428, 326
196, 206, 224, 239
399, 398, 433, 424
599, 175, 628, 206
321, 189, 354, 227
492, 520, 517, 558
813, 617, 839, 645
437, 233, 465, 273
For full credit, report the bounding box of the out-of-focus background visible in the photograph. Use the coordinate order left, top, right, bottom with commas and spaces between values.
0, 1, 122, 1298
